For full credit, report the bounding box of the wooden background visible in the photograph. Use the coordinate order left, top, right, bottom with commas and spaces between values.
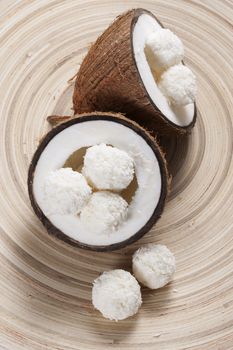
0, 0, 233, 349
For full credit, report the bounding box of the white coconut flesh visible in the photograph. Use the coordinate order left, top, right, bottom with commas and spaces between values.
33, 119, 162, 246
132, 13, 195, 127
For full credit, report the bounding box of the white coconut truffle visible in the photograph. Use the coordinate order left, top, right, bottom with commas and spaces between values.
92, 269, 142, 321
132, 244, 176, 289
158, 65, 197, 105
82, 143, 134, 191
145, 28, 184, 72
43, 168, 92, 216
80, 191, 128, 234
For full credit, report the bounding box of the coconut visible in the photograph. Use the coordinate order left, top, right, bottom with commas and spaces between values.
28, 112, 169, 251
72, 8, 197, 135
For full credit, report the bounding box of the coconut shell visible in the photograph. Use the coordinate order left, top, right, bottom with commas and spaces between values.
47, 115, 72, 127
28, 112, 170, 252
72, 8, 197, 136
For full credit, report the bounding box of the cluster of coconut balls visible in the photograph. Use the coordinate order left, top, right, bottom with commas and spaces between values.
145, 28, 197, 105
43, 143, 134, 233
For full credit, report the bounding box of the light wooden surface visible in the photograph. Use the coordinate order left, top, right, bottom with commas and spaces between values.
0, 0, 233, 349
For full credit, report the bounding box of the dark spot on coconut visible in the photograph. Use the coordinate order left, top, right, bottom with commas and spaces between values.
121, 174, 138, 204
63, 147, 88, 172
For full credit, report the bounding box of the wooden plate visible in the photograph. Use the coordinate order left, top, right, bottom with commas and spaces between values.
0, 1, 233, 349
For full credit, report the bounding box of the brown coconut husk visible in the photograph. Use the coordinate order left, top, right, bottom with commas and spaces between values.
47, 115, 72, 127
72, 8, 197, 136
28, 112, 170, 252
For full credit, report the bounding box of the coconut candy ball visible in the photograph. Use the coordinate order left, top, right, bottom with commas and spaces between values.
145, 28, 184, 72
132, 244, 176, 289
80, 191, 128, 234
82, 143, 135, 191
92, 269, 142, 321
158, 64, 197, 105
43, 168, 92, 215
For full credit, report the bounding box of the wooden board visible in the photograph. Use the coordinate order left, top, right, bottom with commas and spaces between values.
0, 0, 233, 349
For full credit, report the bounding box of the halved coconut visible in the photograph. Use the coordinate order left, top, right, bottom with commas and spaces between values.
28, 112, 169, 251
73, 8, 196, 135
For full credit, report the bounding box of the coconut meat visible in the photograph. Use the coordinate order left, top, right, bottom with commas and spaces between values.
132, 13, 195, 126
33, 119, 162, 246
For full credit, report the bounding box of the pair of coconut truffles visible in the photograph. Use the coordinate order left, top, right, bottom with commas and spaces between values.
146, 28, 196, 106
93, 244, 176, 321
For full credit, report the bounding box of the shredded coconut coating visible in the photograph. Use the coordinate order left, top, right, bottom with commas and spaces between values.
92, 269, 142, 321
145, 28, 184, 72
82, 144, 135, 191
133, 244, 176, 289
158, 65, 197, 105
43, 168, 92, 215
80, 191, 128, 234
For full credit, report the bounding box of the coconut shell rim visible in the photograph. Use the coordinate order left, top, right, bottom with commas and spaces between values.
28, 112, 169, 252
130, 8, 197, 133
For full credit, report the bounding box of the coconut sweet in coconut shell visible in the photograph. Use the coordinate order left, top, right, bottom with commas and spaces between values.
73, 8, 197, 136
28, 112, 169, 252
